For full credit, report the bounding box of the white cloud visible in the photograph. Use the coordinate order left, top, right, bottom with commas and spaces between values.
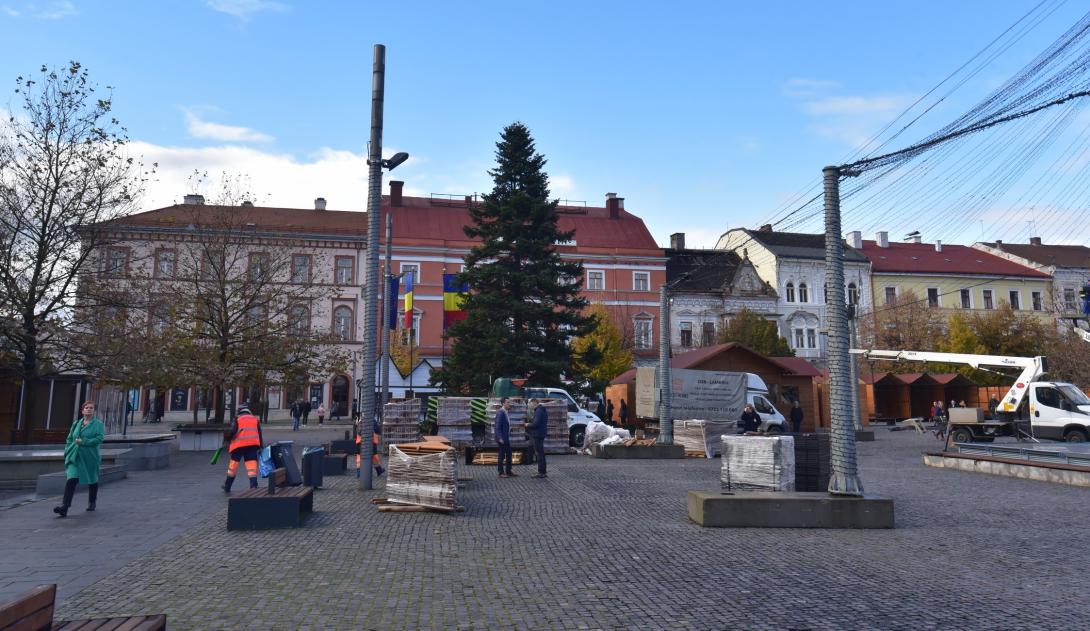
3, 1, 78, 18
127, 140, 423, 211
184, 110, 273, 143
550, 173, 576, 199
206, 0, 286, 20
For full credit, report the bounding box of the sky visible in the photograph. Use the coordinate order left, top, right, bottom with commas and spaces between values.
1, 0, 1087, 248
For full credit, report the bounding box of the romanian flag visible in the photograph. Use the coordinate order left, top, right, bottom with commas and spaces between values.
403, 271, 414, 330
443, 273, 469, 329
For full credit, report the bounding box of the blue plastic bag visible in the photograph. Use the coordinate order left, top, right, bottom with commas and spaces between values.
258, 445, 274, 478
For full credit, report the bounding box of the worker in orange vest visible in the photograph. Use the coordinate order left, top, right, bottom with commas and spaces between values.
222, 405, 263, 492
355, 416, 384, 478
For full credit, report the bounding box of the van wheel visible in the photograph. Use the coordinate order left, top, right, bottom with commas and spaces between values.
1064, 428, 1088, 442
570, 426, 585, 448
950, 427, 973, 444
764, 424, 783, 435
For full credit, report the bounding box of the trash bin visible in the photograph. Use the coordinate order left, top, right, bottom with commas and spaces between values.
270, 441, 302, 486
301, 446, 325, 488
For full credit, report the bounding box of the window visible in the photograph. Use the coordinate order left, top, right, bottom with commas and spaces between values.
983, 289, 994, 310
400, 262, 419, 285
289, 305, 310, 335
680, 322, 693, 347
633, 271, 650, 292
927, 288, 939, 308
399, 311, 421, 343
848, 283, 859, 306
798, 283, 809, 303
155, 249, 175, 279
634, 319, 653, 349
1032, 291, 1043, 311
1036, 386, 1061, 409
1065, 288, 1077, 312
702, 322, 716, 346
335, 256, 354, 285
149, 301, 171, 335
248, 253, 268, 282
794, 328, 805, 348
1009, 290, 1021, 310
884, 286, 897, 305
752, 396, 774, 415
292, 255, 311, 284
333, 306, 353, 341
960, 289, 971, 309
806, 328, 817, 349
105, 248, 128, 277
587, 270, 605, 290
785, 282, 795, 302
246, 305, 266, 329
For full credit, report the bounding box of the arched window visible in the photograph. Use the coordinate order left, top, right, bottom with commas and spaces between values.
798, 282, 809, 303
333, 306, 352, 341
785, 282, 795, 303
848, 283, 859, 306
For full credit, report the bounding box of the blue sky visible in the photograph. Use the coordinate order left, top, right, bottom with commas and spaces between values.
1, 0, 1085, 247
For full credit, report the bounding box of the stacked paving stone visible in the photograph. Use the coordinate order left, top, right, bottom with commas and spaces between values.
484, 398, 528, 449
541, 400, 570, 454
437, 397, 475, 446
793, 432, 831, 492
720, 435, 795, 492
674, 419, 737, 457
382, 399, 422, 448
386, 444, 457, 510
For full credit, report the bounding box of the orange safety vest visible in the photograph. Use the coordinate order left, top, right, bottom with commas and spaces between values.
229, 414, 261, 452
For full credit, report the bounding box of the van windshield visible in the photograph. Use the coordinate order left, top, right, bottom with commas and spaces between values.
1058, 384, 1090, 406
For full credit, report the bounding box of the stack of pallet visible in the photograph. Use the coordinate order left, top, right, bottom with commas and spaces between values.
720, 435, 795, 492
437, 397, 475, 446
674, 419, 737, 458
793, 432, 831, 492
384, 441, 457, 511
483, 398, 528, 448
382, 399, 422, 448
537, 400, 569, 454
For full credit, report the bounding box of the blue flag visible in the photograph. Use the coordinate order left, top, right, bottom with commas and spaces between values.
387, 276, 400, 329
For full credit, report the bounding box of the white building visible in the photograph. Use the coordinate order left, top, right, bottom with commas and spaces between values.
973, 237, 1090, 323
715, 226, 872, 362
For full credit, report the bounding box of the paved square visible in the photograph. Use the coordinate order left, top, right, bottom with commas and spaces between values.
4, 427, 1088, 630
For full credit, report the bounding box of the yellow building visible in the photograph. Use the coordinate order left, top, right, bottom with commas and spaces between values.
852, 231, 1052, 321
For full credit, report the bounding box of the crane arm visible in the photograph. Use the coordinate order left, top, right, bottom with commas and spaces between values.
851, 348, 1046, 414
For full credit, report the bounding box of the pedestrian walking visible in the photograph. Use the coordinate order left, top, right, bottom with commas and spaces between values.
605, 399, 614, 424
302, 399, 312, 426
790, 400, 804, 433
221, 405, 263, 493
739, 404, 761, 433
317, 403, 326, 425
53, 401, 104, 518
290, 399, 302, 431
354, 417, 384, 477
619, 399, 628, 427
495, 397, 516, 478
988, 396, 1000, 419
528, 398, 548, 478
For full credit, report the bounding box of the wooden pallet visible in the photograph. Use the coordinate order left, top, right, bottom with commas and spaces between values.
622, 438, 658, 447
471, 452, 524, 465
371, 497, 465, 513
684, 450, 707, 459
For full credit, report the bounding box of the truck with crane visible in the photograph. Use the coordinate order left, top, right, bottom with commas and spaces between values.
852, 348, 1090, 443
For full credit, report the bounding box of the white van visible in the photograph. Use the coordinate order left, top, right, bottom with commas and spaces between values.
523, 387, 601, 446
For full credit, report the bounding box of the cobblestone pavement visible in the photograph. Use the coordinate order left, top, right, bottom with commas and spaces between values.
7, 429, 1090, 629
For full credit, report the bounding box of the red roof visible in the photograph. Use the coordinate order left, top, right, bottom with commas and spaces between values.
859, 240, 1048, 277
610, 343, 820, 384
111, 204, 368, 236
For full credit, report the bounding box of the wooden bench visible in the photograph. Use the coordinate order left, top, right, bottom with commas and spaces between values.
0, 584, 165, 631
226, 467, 313, 531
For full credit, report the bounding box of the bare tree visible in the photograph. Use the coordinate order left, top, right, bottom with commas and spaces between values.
0, 62, 149, 434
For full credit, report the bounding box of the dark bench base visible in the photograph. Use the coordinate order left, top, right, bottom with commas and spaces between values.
56, 614, 167, 630
322, 454, 347, 475
227, 486, 314, 530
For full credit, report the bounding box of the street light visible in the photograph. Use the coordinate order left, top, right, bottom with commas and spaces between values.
382, 151, 409, 170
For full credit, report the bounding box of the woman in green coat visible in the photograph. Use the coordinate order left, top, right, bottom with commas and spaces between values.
54, 401, 105, 518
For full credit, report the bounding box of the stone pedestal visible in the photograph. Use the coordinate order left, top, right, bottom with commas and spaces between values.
688, 490, 894, 529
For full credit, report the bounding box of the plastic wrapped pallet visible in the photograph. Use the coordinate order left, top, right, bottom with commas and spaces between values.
386, 444, 457, 510
578, 421, 631, 454
720, 435, 795, 492
793, 432, 831, 492
437, 397, 475, 446
382, 399, 422, 448
484, 397, 528, 449
536, 400, 570, 454
675, 419, 737, 457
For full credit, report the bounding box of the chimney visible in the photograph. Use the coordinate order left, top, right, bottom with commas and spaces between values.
758, 223, 773, 233
876, 231, 889, 248
314, 197, 327, 211
241, 200, 254, 208
670, 233, 686, 250
605, 193, 619, 219
183, 194, 205, 205
935, 240, 942, 252
390, 180, 404, 207
995, 239, 1003, 245
910, 234, 922, 244
1030, 236, 1042, 246
847, 230, 862, 249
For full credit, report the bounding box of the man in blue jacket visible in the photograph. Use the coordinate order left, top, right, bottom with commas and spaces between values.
528, 398, 548, 478
494, 397, 516, 478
